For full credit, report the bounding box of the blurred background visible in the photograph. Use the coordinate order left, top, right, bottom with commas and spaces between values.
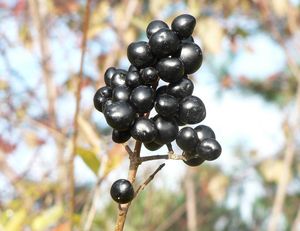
0, 0, 300, 230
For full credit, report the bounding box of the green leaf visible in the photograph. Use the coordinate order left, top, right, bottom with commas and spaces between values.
32, 205, 64, 231
76, 146, 100, 175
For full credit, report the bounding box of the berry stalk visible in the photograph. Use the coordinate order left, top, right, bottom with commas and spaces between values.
114, 141, 141, 231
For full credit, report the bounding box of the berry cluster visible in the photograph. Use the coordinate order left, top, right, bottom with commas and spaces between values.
93, 14, 222, 204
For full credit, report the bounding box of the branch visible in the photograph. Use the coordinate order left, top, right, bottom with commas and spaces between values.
185, 168, 197, 231
135, 163, 165, 197
140, 152, 186, 163
69, 0, 92, 228
114, 141, 142, 231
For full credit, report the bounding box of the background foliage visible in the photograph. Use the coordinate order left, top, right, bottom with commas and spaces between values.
0, 0, 300, 230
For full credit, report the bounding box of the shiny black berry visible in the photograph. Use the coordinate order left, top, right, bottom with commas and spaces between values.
111, 70, 127, 88
94, 86, 112, 112
104, 67, 116, 86
156, 85, 168, 96
194, 125, 216, 142
126, 71, 141, 88
183, 153, 205, 167
178, 42, 203, 74
153, 116, 178, 145
179, 96, 206, 124
127, 41, 155, 68
128, 65, 139, 72
112, 129, 131, 143
182, 36, 194, 43
155, 93, 178, 117
104, 101, 136, 131
171, 14, 196, 39
143, 141, 163, 151
130, 85, 155, 113
112, 86, 131, 102
110, 179, 134, 204
131, 118, 157, 143
141, 67, 158, 85
149, 28, 180, 58
156, 58, 184, 83
146, 20, 169, 39
166, 78, 194, 99
197, 138, 222, 161
176, 127, 198, 152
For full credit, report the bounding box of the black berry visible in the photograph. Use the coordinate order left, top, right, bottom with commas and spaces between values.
127, 41, 155, 68
194, 125, 216, 142
179, 96, 206, 124
149, 28, 180, 58
112, 129, 131, 143
104, 101, 136, 131
176, 127, 198, 152
110, 179, 134, 204
155, 93, 178, 117
112, 86, 131, 102
131, 118, 157, 143
197, 138, 222, 161
153, 116, 178, 145
146, 20, 169, 39
156, 57, 185, 83
178, 42, 203, 74
141, 67, 159, 85
171, 14, 196, 39
130, 85, 155, 113
166, 77, 194, 99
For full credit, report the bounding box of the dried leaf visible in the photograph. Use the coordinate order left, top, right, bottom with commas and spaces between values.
76, 146, 100, 175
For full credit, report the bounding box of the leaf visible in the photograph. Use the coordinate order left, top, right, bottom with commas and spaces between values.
31, 205, 64, 231
76, 146, 100, 175
207, 174, 228, 203
259, 159, 291, 183
4, 209, 26, 231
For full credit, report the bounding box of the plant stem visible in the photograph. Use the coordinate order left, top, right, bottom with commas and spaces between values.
69, 0, 91, 228
114, 141, 142, 231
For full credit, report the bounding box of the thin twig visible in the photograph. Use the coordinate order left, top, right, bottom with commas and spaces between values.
135, 163, 165, 197
69, 0, 92, 228
140, 152, 186, 163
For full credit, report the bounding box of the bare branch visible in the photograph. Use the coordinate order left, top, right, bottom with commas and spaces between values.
140, 152, 186, 163
69, 0, 92, 228
135, 163, 165, 197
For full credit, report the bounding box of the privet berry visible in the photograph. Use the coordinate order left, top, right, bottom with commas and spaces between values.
110, 179, 134, 204
93, 14, 223, 202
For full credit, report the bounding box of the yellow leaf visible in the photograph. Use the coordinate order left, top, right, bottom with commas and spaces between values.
207, 174, 228, 203
32, 205, 64, 231
260, 159, 291, 183
4, 209, 26, 231
76, 147, 100, 175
